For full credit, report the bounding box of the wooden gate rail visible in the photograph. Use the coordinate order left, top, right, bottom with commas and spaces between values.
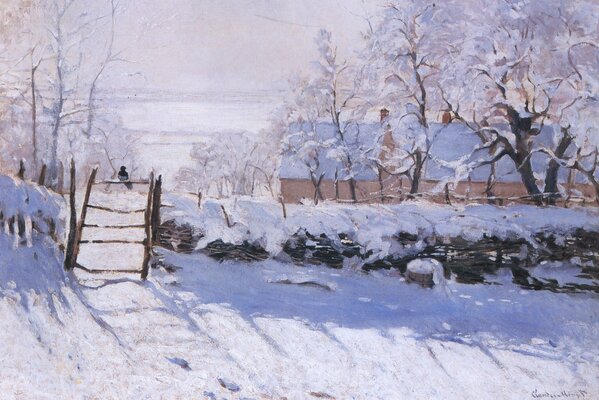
86, 204, 146, 213
79, 240, 145, 244
74, 264, 143, 274
83, 223, 146, 229
94, 180, 150, 185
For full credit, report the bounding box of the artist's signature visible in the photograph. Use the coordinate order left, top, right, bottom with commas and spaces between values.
531, 389, 589, 399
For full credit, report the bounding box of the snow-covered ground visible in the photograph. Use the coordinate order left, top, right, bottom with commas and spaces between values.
1, 233, 598, 399
164, 194, 599, 262
1, 188, 598, 399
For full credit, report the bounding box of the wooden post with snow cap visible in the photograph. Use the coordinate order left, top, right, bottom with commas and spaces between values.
151, 174, 162, 242
17, 214, 26, 244
64, 160, 77, 270
17, 159, 25, 179
69, 165, 97, 270
64, 160, 77, 269
220, 204, 232, 228
444, 183, 452, 206
141, 171, 155, 280
278, 195, 287, 219
38, 164, 47, 186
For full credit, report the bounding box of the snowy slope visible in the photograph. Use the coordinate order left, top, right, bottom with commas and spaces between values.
1, 186, 598, 398
4, 232, 595, 399
0, 175, 65, 240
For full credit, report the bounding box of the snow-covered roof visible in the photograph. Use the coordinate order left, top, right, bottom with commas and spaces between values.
280, 121, 570, 183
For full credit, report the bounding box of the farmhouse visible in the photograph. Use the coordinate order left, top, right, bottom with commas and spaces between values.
279, 109, 592, 204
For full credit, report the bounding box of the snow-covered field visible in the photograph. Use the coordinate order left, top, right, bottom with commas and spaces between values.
1, 233, 598, 399
164, 194, 599, 262
1, 188, 598, 399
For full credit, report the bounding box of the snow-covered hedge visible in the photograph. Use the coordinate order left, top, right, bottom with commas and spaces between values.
0, 175, 65, 240
163, 194, 599, 262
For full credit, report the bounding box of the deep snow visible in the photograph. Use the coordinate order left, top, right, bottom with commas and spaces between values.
0, 187, 598, 399
163, 193, 599, 263
2, 233, 597, 399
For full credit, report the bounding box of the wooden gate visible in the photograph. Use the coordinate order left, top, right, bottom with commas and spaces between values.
64, 164, 162, 279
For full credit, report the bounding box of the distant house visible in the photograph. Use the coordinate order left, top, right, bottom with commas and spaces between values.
279, 109, 592, 203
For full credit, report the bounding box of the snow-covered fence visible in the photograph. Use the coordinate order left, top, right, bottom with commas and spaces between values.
0, 174, 64, 246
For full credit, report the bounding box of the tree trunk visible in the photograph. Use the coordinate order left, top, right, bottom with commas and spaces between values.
544, 129, 573, 205
506, 107, 543, 205
48, 128, 60, 187
377, 166, 385, 203
57, 161, 64, 192
410, 150, 423, 194
334, 168, 339, 201
48, 19, 65, 189
516, 155, 543, 205
31, 65, 38, 172
485, 163, 497, 205
564, 168, 576, 208
348, 177, 357, 202
310, 172, 324, 202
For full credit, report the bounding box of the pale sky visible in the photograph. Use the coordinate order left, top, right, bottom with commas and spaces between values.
106, 0, 381, 94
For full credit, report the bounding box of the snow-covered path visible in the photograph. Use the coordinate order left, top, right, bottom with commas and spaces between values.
76, 189, 149, 273
66, 248, 599, 399
2, 186, 598, 399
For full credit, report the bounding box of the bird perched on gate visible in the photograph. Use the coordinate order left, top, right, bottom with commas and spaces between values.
118, 166, 132, 189
118, 166, 129, 181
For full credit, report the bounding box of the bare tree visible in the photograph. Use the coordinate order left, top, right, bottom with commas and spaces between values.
0, 0, 137, 187
440, 0, 599, 204
366, 1, 460, 194
278, 77, 332, 202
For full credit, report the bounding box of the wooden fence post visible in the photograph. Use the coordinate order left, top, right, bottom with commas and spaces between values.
466, 175, 472, 202
57, 161, 64, 192
8, 216, 15, 235
17, 214, 26, 243
38, 164, 47, 186
444, 183, 452, 206
17, 159, 25, 179
334, 168, 339, 201
68, 165, 97, 270
278, 195, 287, 219
151, 175, 162, 242
220, 204, 232, 228
197, 189, 202, 209
64, 159, 77, 270
141, 172, 155, 280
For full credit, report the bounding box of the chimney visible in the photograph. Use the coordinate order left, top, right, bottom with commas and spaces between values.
442, 111, 452, 124
380, 108, 390, 123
